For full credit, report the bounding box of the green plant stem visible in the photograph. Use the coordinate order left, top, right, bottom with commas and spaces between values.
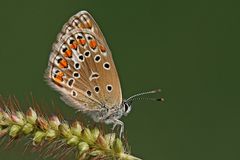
0, 105, 141, 160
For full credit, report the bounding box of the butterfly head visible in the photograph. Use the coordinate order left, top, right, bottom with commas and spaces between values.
120, 89, 164, 116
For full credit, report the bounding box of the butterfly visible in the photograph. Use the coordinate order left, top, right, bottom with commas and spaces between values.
45, 11, 163, 138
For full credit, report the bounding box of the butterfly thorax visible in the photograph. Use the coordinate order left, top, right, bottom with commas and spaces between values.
90, 100, 131, 124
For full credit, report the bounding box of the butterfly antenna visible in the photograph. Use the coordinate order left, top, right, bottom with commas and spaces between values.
129, 97, 164, 103
126, 89, 162, 102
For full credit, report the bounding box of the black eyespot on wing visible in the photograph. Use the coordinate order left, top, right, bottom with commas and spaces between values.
87, 36, 92, 40
68, 79, 74, 86
107, 85, 112, 91
94, 86, 99, 92
94, 55, 101, 62
87, 90, 92, 96
73, 72, 79, 77
104, 63, 110, 69
72, 90, 77, 97
79, 55, 84, 60
105, 63, 109, 68
62, 48, 67, 52
75, 63, 80, 69
77, 35, 83, 39
84, 51, 90, 57
57, 58, 62, 63
69, 39, 74, 44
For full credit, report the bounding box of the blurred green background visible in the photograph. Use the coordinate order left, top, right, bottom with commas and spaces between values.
0, 0, 240, 159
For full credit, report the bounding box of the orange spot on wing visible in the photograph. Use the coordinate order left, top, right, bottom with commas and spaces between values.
55, 76, 63, 82
53, 79, 62, 86
53, 78, 63, 87
89, 40, 97, 49
59, 59, 68, 68
70, 42, 77, 49
79, 39, 86, 46
57, 71, 64, 77
100, 45, 106, 52
53, 72, 64, 85
64, 49, 72, 58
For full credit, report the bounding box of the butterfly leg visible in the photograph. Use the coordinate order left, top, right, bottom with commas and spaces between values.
112, 123, 118, 130
111, 119, 124, 139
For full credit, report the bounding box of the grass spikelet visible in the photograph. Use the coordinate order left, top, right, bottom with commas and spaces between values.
0, 96, 141, 160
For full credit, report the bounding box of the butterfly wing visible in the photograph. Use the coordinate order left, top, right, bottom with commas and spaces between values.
45, 11, 122, 112
57, 11, 108, 46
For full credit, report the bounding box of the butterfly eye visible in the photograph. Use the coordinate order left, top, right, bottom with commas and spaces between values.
123, 103, 131, 115
124, 104, 129, 112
